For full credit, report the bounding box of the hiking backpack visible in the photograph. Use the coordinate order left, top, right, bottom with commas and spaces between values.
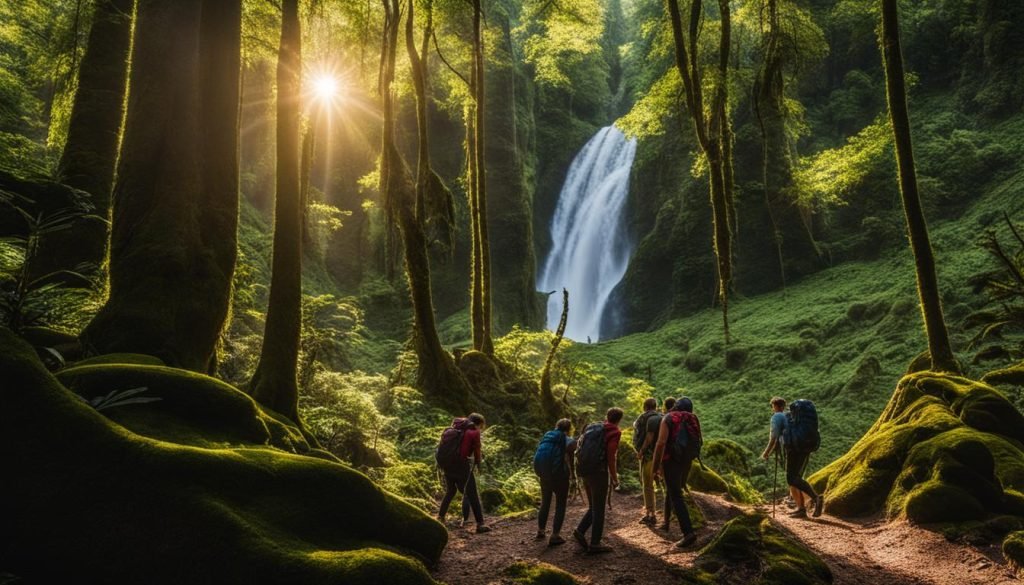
668, 411, 703, 462
435, 418, 471, 471
575, 422, 607, 476
632, 411, 659, 453
784, 399, 821, 453
533, 430, 567, 478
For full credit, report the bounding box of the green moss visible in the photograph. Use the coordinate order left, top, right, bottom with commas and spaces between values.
679, 513, 832, 585
503, 561, 579, 585
0, 328, 445, 584
812, 372, 1024, 523
70, 353, 166, 367
1003, 531, 1024, 576
688, 463, 731, 494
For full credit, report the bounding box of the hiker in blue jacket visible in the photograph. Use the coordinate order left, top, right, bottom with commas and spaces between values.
533, 418, 576, 546
761, 397, 823, 518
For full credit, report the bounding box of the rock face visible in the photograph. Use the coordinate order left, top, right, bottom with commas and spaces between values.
811, 371, 1024, 523
0, 328, 446, 584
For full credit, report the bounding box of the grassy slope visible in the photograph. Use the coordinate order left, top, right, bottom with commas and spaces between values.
567, 109, 1024, 485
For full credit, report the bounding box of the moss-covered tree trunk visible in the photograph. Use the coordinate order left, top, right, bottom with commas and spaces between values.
880, 0, 960, 374
665, 0, 735, 343
250, 0, 303, 420
30, 0, 134, 283
401, 0, 471, 405
81, 0, 241, 372
470, 0, 494, 355
540, 288, 568, 421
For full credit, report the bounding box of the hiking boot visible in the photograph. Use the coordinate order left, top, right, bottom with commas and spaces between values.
572, 529, 589, 549
587, 544, 614, 555
548, 534, 566, 547
639, 515, 656, 525
658, 522, 671, 531
813, 495, 824, 518
675, 532, 698, 548
788, 508, 808, 519
475, 524, 492, 534
535, 530, 546, 540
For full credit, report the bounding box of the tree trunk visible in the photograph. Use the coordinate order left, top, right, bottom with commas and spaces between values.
540, 288, 568, 420
665, 0, 734, 343
80, 0, 241, 372
880, 0, 960, 374
31, 0, 135, 283
471, 0, 494, 355
250, 0, 303, 421
401, 0, 471, 405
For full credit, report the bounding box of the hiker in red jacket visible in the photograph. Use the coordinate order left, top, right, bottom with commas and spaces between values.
572, 407, 623, 554
436, 413, 491, 533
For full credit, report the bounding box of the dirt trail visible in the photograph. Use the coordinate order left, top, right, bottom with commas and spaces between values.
433, 491, 1021, 585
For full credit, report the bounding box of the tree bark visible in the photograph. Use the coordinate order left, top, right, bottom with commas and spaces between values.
472, 0, 494, 355
401, 0, 471, 404
540, 288, 568, 420
665, 0, 735, 343
880, 0, 960, 374
80, 0, 241, 372
251, 0, 303, 420
31, 0, 135, 283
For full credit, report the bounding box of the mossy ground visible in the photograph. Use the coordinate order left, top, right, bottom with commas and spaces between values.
0, 328, 445, 584
502, 561, 579, 585
678, 512, 833, 585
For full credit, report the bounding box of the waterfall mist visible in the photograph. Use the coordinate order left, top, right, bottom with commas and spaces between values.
538, 126, 637, 342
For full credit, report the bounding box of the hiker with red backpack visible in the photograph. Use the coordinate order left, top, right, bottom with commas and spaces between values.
532, 418, 577, 546
653, 397, 700, 548
761, 397, 824, 519
435, 413, 491, 533
572, 407, 624, 554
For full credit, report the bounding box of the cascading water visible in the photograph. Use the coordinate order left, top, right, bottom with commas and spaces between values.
538, 125, 637, 342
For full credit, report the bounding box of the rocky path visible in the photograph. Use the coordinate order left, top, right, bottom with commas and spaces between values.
433, 491, 1021, 585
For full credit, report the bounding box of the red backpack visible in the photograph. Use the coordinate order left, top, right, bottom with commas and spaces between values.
667, 411, 702, 462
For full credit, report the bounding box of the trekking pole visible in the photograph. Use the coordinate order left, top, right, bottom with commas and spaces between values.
772, 450, 779, 519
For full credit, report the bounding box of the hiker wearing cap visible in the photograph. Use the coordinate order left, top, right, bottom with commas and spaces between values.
633, 397, 663, 526
435, 413, 491, 533
762, 397, 824, 519
572, 407, 623, 554
653, 397, 700, 548
533, 418, 577, 546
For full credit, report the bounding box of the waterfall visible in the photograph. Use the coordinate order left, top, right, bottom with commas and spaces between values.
538, 125, 637, 342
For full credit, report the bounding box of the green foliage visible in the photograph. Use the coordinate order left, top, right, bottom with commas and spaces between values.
516, 0, 605, 90
0, 198, 101, 333
1004, 530, 1024, 576
792, 117, 891, 210
77, 386, 161, 412
965, 215, 1024, 360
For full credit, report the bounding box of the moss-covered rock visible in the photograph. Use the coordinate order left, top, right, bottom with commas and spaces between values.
0, 328, 445, 584
70, 353, 166, 367
1003, 530, 1024, 576
688, 462, 731, 494
702, 438, 753, 477
503, 560, 579, 585
679, 512, 832, 585
811, 372, 1024, 524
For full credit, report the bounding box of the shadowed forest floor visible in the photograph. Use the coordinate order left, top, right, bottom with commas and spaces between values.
434, 493, 1020, 585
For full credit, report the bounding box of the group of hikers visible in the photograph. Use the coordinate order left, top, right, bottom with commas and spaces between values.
434, 395, 822, 554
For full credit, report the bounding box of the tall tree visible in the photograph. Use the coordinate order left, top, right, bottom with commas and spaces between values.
250, 0, 304, 421
400, 0, 470, 403
880, 0, 960, 374
665, 0, 735, 342
80, 0, 241, 372
468, 0, 494, 355
30, 0, 135, 282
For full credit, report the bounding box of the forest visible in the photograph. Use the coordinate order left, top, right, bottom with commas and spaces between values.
2, 0, 1024, 583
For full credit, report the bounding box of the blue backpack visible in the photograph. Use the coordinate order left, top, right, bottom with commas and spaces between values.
533, 430, 567, 478
575, 422, 607, 476
784, 399, 820, 453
